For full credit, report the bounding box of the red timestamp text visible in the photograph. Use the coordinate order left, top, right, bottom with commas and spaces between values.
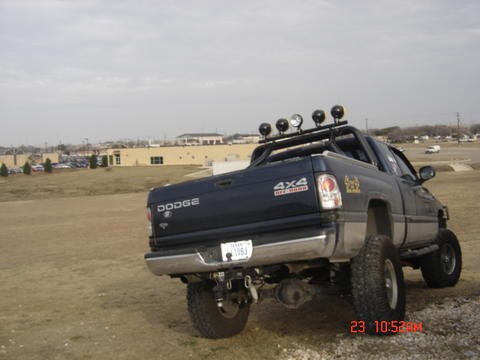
350, 320, 423, 334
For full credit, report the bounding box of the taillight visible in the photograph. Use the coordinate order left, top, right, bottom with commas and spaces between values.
146, 207, 152, 222
317, 174, 342, 209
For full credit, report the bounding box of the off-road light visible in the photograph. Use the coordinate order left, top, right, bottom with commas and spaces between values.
276, 118, 289, 134
331, 105, 345, 120
312, 110, 326, 127
289, 114, 303, 129
259, 122, 272, 137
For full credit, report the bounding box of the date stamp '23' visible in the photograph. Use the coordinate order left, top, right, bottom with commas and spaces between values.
350, 320, 423, 334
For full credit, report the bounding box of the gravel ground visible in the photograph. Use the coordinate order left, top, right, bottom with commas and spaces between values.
283, 296, 480, 360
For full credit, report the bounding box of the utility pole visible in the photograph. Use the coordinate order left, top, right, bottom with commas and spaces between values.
11, 145, 17, 166
456, 112, 460, 145
365, 118, 369, 135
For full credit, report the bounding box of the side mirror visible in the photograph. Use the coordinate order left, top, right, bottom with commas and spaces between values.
419, 166, 435, 183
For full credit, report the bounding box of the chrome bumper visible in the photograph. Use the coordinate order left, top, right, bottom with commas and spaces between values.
145, 228, 336, 275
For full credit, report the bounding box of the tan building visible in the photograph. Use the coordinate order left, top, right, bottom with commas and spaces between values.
1, 152, 61, 168
106, 144, 257, 167
227, 134, 261, 144
41, 152, 60, 163
0, 153, 32, 168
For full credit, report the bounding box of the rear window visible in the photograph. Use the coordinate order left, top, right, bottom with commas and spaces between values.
266, 133, 369, 165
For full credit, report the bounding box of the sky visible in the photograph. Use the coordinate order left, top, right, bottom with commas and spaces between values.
1, 0, 479, 146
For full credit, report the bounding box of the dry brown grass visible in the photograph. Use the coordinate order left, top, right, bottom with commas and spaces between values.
0, 167, 479, 360
396, 141, 480, 149
0, 165, 200, 202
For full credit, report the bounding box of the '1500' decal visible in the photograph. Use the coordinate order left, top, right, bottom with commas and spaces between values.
273, 177, 309, 197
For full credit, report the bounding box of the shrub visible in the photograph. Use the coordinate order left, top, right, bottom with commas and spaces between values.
44, 158, 53, 173
89, 154, 98, 169
23, 162, 31, 175
0, 163, 8, 177
101, 155, 108, 167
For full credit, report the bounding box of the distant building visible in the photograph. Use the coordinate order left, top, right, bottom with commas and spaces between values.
225, 134, 261, 144
147, 139, 161, 147
0, 153, 32, 168
106, 144, 256, 167
176, 133, 224, 145
41, 152, 60, 163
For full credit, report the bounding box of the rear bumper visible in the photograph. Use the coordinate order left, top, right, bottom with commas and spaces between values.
145, 227, 336, 275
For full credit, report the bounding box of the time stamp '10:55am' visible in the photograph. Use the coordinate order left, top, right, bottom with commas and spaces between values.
350, 320, 424, 334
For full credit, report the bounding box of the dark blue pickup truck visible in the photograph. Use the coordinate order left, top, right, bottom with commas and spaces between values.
145, 106, 462, 338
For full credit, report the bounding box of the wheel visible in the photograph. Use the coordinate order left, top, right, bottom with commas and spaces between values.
420, 229, 462, 288
351, 235, 406, 335
187, 280, 250, 339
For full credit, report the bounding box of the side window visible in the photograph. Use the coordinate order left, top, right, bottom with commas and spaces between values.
376, 142, 416, 180
386, 150, 402, 176
391, 150, 416, 181
376, 142, 401, 175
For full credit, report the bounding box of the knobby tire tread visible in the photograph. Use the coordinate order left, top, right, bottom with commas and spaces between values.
187, 281, 249, 339
351, 235, 405, 335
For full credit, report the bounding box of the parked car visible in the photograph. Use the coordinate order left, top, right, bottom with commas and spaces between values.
31, 164, 44, 172
8, 167, 23, 174
53, 163, 73, 169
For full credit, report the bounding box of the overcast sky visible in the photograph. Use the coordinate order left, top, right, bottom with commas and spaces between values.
1, 0, 479, 146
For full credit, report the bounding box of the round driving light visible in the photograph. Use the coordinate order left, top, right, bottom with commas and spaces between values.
289, 114, 303, 129
331, 105, 345, 120
312, 110, 326, 127
276, 119, 289, 133
259, 122, 272, 137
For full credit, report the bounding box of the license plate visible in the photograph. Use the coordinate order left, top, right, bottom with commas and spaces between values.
220, 240, 253, 262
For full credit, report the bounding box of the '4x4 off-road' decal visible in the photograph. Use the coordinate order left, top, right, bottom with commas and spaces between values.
273, 177, 309, 197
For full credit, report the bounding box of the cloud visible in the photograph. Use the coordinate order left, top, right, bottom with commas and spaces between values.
0, 0, 479, 145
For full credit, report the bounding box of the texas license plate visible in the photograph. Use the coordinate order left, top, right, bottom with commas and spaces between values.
220, 240, 253, 262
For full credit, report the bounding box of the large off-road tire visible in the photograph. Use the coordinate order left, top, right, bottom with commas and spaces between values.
187, 281, 250, 339
351, 235, 406, 335
420, 229, 462, 288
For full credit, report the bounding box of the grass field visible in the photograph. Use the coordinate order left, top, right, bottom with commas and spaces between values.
0, 165, 201, 202
0, 165, 479, 359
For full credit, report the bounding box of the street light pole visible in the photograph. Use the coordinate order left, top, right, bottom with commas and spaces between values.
456, 112, 461, 145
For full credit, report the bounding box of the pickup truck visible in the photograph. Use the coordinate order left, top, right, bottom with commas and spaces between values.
144, 106, 462, 338
425, 145, 441, 154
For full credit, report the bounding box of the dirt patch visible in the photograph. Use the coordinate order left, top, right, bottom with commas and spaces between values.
0, 170, 479, 359
449, 163, 474, 172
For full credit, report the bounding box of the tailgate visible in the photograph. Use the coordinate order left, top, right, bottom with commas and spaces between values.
148, 158, 320, 241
